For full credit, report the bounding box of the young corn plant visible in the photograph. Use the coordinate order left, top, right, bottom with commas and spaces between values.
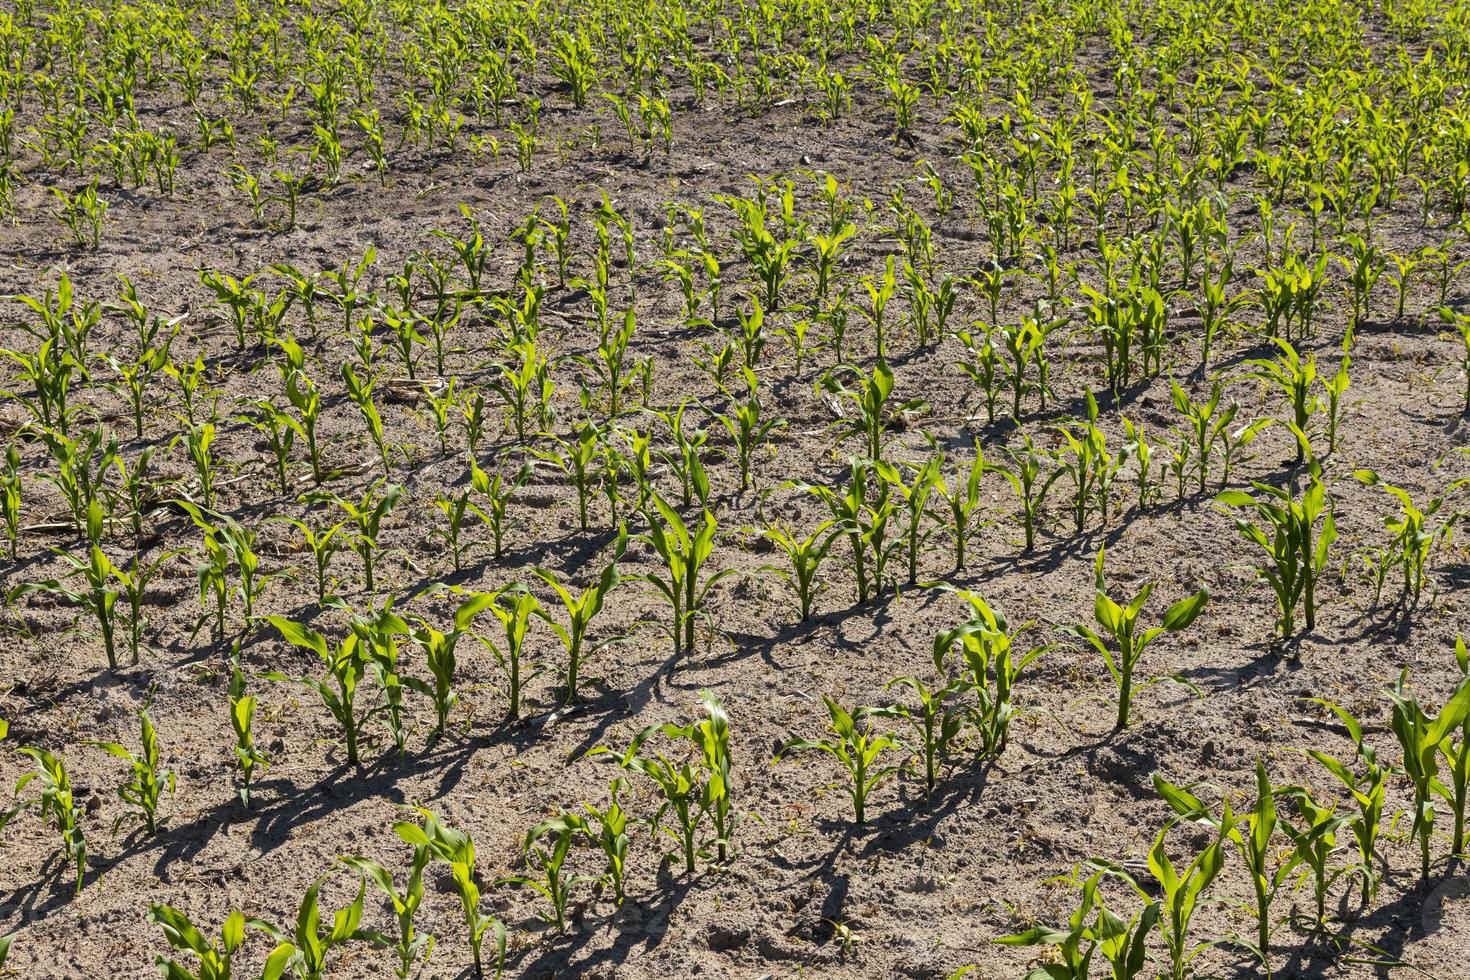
651, 400, 712, 509
1257, 782, 1338, 936
934, 590, 1049, 758
534, 424, 602, 532
866, 674, 965, 799
87, 704, 175, 836
928, 442, 988, 570
228, 662, 268, 809
581, 779, 632, 905
479, 586, 542, 721
265, 872, 370, 980
1436, 306, 1470, 414
339, 848, 434, 979
277, 338, 326, 484
276, 515, 348, 603
12, 502, 123, 670
148, 906, 295, 980
1215, 474, 1335, 640
1169, 380, 1239, 494
995, 867, 1157, 980
1353, 469, 1459, 605
1323, 354, 1350, 455
1, 747, 87, 895
1302, 697, 1387, 903
315, 481, 403, 595
1155, 766, 1286, 978
1053, 391, 1124, 532
874, 456, 941, 585
499, 816, 597, 932
714, 368, 785, 493
1384, 668, 1470, 879
758, 519, 839, 622
534, 551, 623, 705
987, 435, 1063, 553
178, 503, 278, 628
401, 592, 487, 743
242, 400, 297, 494
394, 810, 505, 979
1057, 546, 1209, 729
468, 457, 529, 559
589, 689, 735, 870
819, 360, 926, 465
775, 695, 907, 825
1132, 816, 1232, 980
793, 460, 899, 605
341, 363, 392, 475
1247, 339, 1320, 463
350, 600, 413, 761
2, 445, 20, 559
263, 617, 372, 767
637, 494, 733, 658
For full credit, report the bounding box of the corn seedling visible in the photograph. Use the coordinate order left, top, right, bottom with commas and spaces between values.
986, 435, 1063, 552
1057, 546, 1209, 729
996, 866, 1157, 980
276, 339, 326, 484
263, 872, 369, 980
349, 600, 413, 760
406, 590, 495, 739
1276, 783, 1351, 930
276, 514, 348, 604
11, 503, 123, 670
1, 747, 86, 895
758, 518, 839, 622
1215, 473, 1335, 640
819, 360, 924, 465
776, 695, 906, 825
148, 906, 295, 980
589, 689, 734, 869
1247, 339, 1320, 463
398, 810, 506, 977
1302, 697, 1387, 902
580, 779, 632, 904
1054, 391, 1125, 532
1, 445, 19, 559
935, 590, 1049, 758
263, 617, 372, 767
1129, 815, 1231, 980
468, 457, 529, 559
1353, 469, 1460, 604
1155, 765, 1287, 977
866, 674, 965, 799
341, 363, 391, 475
1384, 667, 1470, 879
339, 848, 434, 978
228, 662, 268, 809
534, 423, 602, 532
174, 422, 219, 510
313, 481, 403, 595
500, 815, 597, 932
637, 494, 733, 657
478, 586, 542, 721
714, 367, 785, 493
874, 455, 941, 585
87, 703, 175, 835
534, 549, 623, 705
651, 401, 711, 509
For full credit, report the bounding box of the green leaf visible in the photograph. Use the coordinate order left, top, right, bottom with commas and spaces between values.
1161, 587, 1209, 630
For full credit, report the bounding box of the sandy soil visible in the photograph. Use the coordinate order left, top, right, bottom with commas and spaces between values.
1, 5, 1469, 980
